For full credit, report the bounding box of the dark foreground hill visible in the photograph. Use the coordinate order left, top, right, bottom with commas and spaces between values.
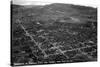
11, 3, 97, 66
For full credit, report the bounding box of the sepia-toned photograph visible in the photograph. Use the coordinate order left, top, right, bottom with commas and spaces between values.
11, 0, 97, 66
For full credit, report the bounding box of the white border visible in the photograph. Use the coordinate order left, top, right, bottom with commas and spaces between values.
0, 0, 99, 67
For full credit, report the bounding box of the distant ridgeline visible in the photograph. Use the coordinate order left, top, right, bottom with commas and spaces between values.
11, 3, 97, 25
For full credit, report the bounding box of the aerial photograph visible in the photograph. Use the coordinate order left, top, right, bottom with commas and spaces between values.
11, 0, 97, 66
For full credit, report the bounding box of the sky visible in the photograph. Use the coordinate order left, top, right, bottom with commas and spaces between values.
12, 0, 98, 7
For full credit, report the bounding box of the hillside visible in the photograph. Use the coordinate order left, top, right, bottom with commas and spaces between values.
11, 3, 97, 66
